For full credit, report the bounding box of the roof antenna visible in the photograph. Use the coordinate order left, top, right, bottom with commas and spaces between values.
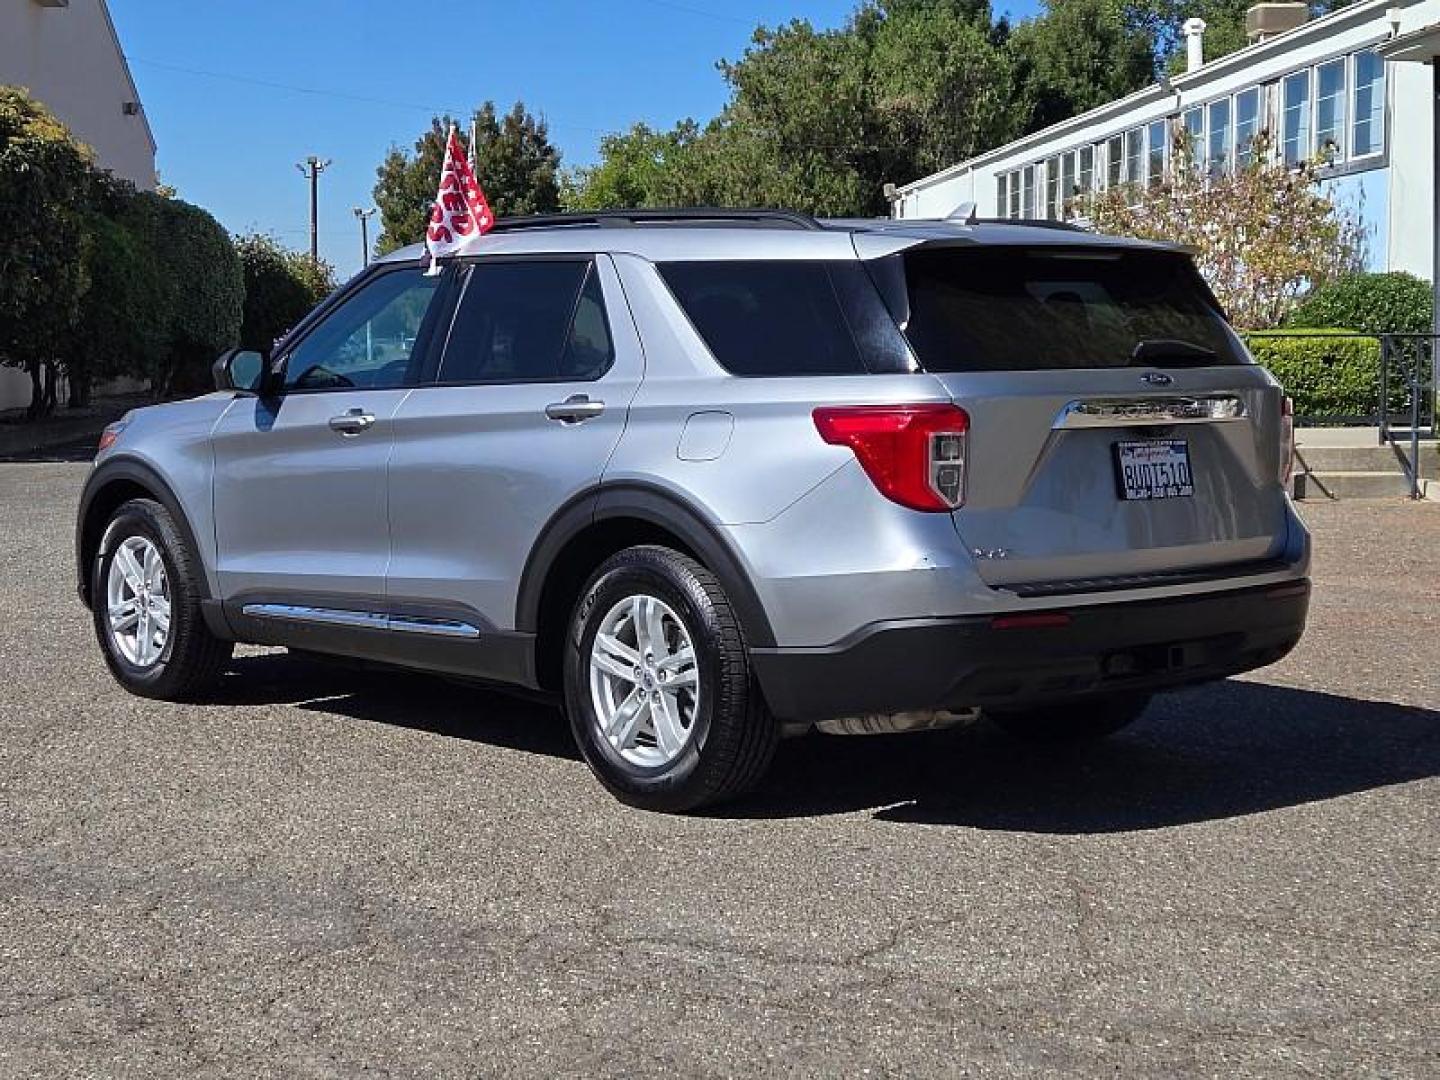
945, 201, 978, 225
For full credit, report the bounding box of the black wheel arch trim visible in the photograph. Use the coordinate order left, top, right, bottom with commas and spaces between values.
515, 481, 776, 649
76, 455, 216, 613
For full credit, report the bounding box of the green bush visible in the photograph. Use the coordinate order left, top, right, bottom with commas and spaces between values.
1284, 272, 1433, 335
1243, 329, 1390, 421
235, 233, 336, 352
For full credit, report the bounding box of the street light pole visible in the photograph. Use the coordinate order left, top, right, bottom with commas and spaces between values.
352, 206, 378, 267
295, 155, 332, 262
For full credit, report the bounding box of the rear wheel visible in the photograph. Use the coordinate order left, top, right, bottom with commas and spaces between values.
987, 693, 1151, 743
564, 545, 778, 813
91, 498, 231, 701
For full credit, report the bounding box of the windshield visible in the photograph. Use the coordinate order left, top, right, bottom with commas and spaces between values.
884, 246, 1249, 372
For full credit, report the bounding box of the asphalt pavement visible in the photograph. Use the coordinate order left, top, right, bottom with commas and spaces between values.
1, 462, 1436, 1078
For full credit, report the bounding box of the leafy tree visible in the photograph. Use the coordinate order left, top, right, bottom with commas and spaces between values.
0, 87, 93, 418
1009, 0, 1156, 133
562, 122, 700, 210
373, 101, 562, 253
234, 232, 336, 352
1126, 0, 1357, 72
1078, 135, 1364, 327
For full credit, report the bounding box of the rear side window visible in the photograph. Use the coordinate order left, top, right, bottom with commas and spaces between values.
892, 247, 1248, 372
658, 260, 911, 376
438, 260, 614, 384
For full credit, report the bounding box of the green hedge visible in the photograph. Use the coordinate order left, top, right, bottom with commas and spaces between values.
1284, 272, 1432, 335
1242, 329, 1386, 421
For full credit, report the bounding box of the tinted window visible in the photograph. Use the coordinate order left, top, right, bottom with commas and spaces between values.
283, 268, 441, 392
439, 260, 612, 384
895, 247, 1248, 372
659, 260, 910, 376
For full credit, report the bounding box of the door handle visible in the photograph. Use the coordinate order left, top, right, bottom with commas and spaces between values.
545, 395, 605, 424
328, 408, 376, 435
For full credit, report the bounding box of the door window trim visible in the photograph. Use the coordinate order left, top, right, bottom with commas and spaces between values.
270, 262, 462, 397
415, 254, 617, 388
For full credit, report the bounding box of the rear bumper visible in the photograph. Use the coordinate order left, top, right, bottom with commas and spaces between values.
749, 580, 1309, 721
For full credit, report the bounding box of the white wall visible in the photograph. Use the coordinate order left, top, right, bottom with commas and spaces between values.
0, 0, 156, 188
1385, 60, 1434, 280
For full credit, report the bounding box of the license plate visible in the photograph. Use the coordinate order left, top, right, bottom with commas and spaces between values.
1115, 440, 1194, 500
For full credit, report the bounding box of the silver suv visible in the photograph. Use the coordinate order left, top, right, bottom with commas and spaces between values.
77, 209, 1310, 811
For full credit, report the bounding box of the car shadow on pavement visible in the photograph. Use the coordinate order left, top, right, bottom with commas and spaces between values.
215, 651, 579, 761
733, 680, 1440, 831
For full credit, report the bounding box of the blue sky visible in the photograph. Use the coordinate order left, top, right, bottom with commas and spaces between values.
111, 0, 1038, 278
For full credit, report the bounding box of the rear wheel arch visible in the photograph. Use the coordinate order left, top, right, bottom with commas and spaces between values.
78, 458, 211, 610
519, 484, 775, 692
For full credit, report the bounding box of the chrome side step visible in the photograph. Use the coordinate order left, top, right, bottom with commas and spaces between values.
240, 604, 482, 639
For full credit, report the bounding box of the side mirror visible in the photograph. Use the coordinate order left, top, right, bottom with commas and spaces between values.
213, 348, 268, 394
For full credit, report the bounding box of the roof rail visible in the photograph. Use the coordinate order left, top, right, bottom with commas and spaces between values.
486, 208, 823, 232
974, 217, 1091, 233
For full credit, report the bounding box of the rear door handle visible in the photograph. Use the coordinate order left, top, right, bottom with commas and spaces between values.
545, 395, 605, 424
329, 408, 376, 435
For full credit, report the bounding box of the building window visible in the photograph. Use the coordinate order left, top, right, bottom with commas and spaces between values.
1009, 170, 1022, 218
996, 174, 1008, 218
1235, 87, 1261, 168
1207, 99, 1231, 177
1282, 70, 1311, 165
1078, 145, 1094, 195
1182, 108, 1204, 172
1021, 165, 1036, 218
1106, 135, 1124, 188
1146, 121, 1166, 187
1352, 50, 1385, 158
1060, 152, 1076, 212
1045, 156, 1061, 217
1124, 128, 1144, 187
1315, 58, 1346, 162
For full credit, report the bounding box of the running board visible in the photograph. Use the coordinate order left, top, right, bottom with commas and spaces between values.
240, 603, 482, 639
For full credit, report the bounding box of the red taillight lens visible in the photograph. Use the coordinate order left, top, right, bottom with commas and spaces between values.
97, 420, 129, 454
1279, 395, 1295, 487
813, 403, 969, 511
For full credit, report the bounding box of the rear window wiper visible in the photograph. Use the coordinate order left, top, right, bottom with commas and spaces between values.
1130, 338, 1219, 366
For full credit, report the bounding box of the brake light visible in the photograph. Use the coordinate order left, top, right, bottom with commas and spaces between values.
1279, 395, 1295, 487
813, 404, 969, 511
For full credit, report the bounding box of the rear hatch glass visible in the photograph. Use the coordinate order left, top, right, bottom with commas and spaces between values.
875, 246, 1250, 372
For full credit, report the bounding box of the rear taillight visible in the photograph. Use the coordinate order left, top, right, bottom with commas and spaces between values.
812, 404, 969, 511
1279, 395, 1295, 487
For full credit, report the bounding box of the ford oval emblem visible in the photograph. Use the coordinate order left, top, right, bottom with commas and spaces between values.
1140, 371, 1173, 387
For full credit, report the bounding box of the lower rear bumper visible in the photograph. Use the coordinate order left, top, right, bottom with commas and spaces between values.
749, 580, 1310, 722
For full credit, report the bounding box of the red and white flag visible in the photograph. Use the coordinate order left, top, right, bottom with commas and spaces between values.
425, 125, 494, 270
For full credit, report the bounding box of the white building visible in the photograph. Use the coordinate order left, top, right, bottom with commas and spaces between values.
891, 0, 1440, 305
1, 0, 156, 413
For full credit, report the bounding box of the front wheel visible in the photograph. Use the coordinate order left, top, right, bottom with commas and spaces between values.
91, 498, 232, 701
563, 545, 778, 813
987, 693, 1152, 743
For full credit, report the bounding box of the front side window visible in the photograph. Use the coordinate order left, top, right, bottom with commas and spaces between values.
1235, 88, 1261, 167
1208, 98, 1231, 177
437, 260, 613, 384
283, 268, 442, 392
1283, 70, 1312, 165
1352, 50, 1385, 157
1315, 58, 1346, 161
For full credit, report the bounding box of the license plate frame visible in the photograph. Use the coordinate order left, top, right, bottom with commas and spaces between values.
1114, 439, 1195, 501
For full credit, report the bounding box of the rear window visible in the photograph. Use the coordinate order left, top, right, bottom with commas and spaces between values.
890, 247, 1249, 372
658, 260, 911, 376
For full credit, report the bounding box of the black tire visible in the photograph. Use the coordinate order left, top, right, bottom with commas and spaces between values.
986, 693, 1152, 743
563, 545, 778, 813
91, 498, 232, 701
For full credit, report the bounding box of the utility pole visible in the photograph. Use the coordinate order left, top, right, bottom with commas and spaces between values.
295, 155, 332, 262
352, 206, 377, 267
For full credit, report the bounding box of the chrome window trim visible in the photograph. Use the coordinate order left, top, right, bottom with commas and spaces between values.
1053, 396, 1247, 429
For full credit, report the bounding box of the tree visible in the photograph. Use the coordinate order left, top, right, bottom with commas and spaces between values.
373, 101, 562, 253
1125, 0, 1357, 72
1009, 0, 1155, 134
561, 122, 700, 210
234, 233, 336, 352
0, 87, 93, 418
1077, 135, 1365, 327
